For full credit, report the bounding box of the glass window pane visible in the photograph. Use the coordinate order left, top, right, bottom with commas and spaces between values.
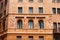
3, 19, 6, 30
39, 7, 43, 13
39, 20, 44, 29
17, 36, 22, 40
18, 20, 22, 29
52, 0, 55, 2
54, 36, 58, 40
1, 2, 3, 9
2, 37, 4, 40
4, 10, 6, 15
58, 23, 60, 27
53, 22, 57, 29
29, 0, 33, 2
28, 20, 34, 29
52, 8, 56, 14
57, 0, 60, 3
29, 7, 33, 13
57, 8, 60, 14
29, 36, 33, 40
5, 0, 7, 5
38, 0, 43, 2
18, 0, 23, 2
18, 7, 22, 13
39, 36, 44, 40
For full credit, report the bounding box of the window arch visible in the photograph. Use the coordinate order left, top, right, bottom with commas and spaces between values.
17, 20, 22, 29
28, 20, 34, 29
38, 20, 44, 29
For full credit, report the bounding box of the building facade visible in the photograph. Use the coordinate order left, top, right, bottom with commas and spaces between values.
0, 0, 60, 40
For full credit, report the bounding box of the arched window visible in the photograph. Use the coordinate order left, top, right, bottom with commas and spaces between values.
17, 20, 22, 29
28, 20, 34, 29
38, 20, 44, 29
